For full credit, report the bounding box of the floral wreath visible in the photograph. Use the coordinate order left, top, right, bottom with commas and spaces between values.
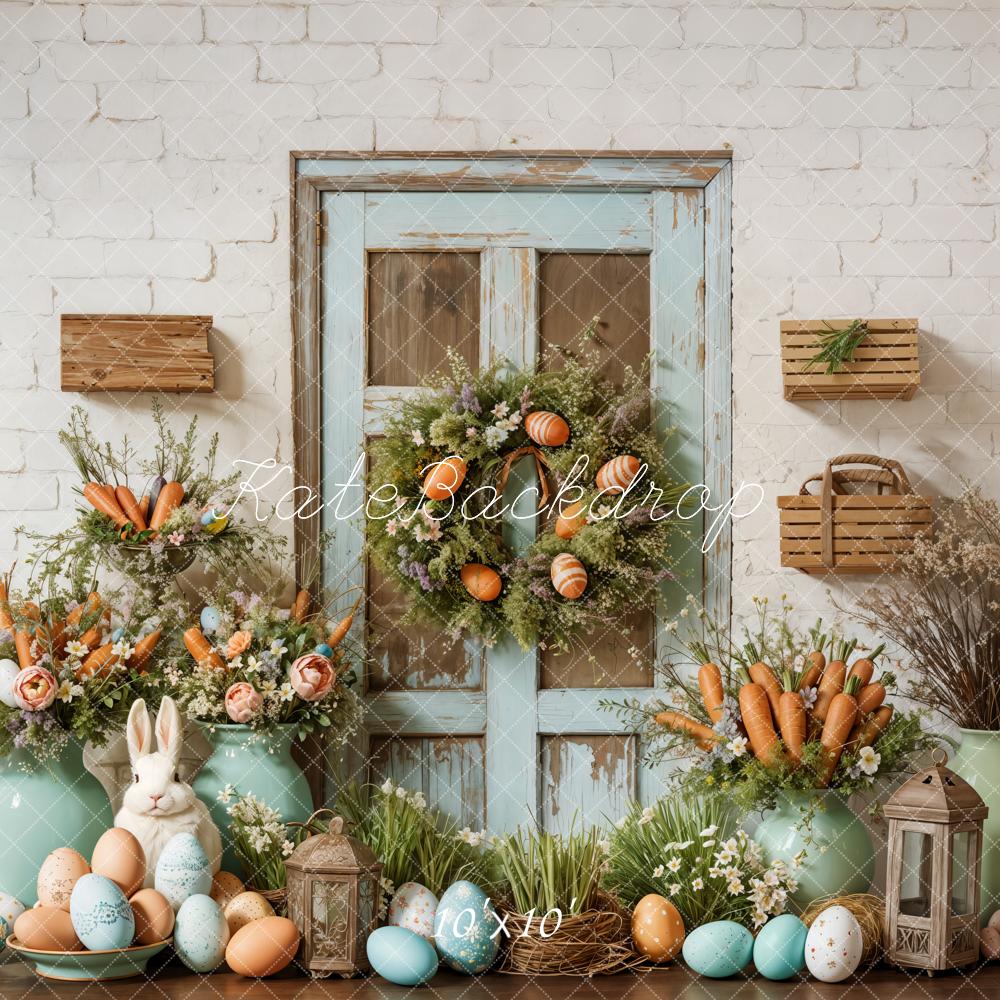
366, 348, 685, 653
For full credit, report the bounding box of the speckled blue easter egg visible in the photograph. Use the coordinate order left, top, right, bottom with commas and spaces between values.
433, 880, 499, 975
314, 643, 333, 658
174, 894, 229, 972
201, 509, 228, 535
388, 882, 438, 940
754, 913, 807, 980
0, 893, 26, 947
682, 920, 753, 978
367, 926, 438, 985
199, 606, 221, 634
155, 833, 212, 912
69, 874, 135, 951
110, 627, 124, 643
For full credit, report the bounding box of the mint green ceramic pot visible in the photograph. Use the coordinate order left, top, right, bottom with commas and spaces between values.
951, 728, 1000, 926
754, 789, 874, 909
0, 741, 113, 905
191, 724, 314, 875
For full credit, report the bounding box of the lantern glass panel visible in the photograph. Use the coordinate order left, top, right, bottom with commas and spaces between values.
358, 875, 378, 940
899, 829, 934, 918
311, 878, 351, 961
949, 831, 974, 916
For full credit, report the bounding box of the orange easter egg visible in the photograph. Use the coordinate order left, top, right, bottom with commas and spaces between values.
550, 553, 587, 600
460, 563, 502, 602
524, 411, 570, 447
596, 455, 641, 494
422, 457, 467, 500
631, 893, 685, 963
554, 501, 586, 540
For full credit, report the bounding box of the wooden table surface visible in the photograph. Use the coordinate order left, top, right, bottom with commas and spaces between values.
2, 957, 998, 999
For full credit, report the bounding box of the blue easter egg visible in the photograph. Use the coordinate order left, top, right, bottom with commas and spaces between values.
110, 627, 124, 643
754, 913, 807, 980
69, 874, 135, 951
200, 509, 217, 526
682, 920, 753, 978
434, 880, 499, 975
174, 894, 229, 972
367, 925, 438, 985
314, 643, 333, 657
155, 833, 212, 912
200, 606, 221, 634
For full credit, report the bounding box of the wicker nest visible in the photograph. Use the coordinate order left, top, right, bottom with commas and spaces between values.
498, 893, 642, 977
801, 893, 886, 966
253, 886, 288, 914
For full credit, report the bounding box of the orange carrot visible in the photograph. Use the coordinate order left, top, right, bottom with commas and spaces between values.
0, 580, 11, 630
14, 630, 35, 668
290, 589, 310, 624
83, 482, 129, 528
129, 629, 162, 674
738, 674, 785, 768
328, 595, 362, 649
848, 644, 885, 688
748, 661, 782, 720
149, 481, 184, 531
77, 624, 103, 650
817, 676, 861, 786
138, 494, 150, 520
653, 710, 720, 752
183, 627, 225, 670
114, 485, 147, 532
698, 662, 725, 724
76, 643, 118, 680
856, 705, 894, 750
849, 675, 894, 743
67, 591, 101, 628
812, 660, 847, 732
778, 672, 807, 765
798, 650, 825, 692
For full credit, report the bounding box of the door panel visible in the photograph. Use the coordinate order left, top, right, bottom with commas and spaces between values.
541, 736, 637, 831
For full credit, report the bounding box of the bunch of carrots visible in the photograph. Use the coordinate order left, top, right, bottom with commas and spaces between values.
0, 583, 161, 680
655, 637, 896, 788
81, 477, 186, 541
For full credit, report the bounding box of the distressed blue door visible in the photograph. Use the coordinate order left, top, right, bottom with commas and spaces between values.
314, 160, 730, 833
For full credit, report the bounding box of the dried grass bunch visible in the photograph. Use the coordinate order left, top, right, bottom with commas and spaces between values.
851, 487, 1000, 731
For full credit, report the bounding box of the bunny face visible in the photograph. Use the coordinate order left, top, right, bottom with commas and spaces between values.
121, 696, 197, 819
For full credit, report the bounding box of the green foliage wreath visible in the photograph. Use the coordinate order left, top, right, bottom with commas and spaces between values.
366, 350, 685, 653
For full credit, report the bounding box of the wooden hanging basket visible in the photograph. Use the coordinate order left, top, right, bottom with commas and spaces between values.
781, 318, 919, 401
778, 455, 933, 575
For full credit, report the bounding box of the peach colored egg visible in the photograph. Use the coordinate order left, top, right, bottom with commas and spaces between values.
524, 411, 570, 447
631, 893, 685, 963
550, 553, 588, 600
13, 906, 81, 952
596, 455, 641, 494
460, 563, 502, 602
37, 848, 90, 911
92, 828, 146, 898
210, 871, 245, 911
225, 916, 300, 978
422, 456, 467, 500
554, 501, 586, 540
129, 888, 175, 946
223, 892, 274, 934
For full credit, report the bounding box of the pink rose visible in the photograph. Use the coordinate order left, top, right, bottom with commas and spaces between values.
13, 666, 57, 711
289, 653, 335, 702
225, 681, 262, 723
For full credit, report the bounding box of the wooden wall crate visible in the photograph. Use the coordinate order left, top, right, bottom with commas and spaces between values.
61, 314, 214, 393
781, 318, 920, 401
778, 455, 933, 575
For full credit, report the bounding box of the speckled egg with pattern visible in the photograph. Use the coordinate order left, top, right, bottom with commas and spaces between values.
388, 882, 439, 941
69, 874, 135, 951
154, 833, 213, 912
433, 880, 499, 975
174, 894, 229, 972
0, 893, 25, 948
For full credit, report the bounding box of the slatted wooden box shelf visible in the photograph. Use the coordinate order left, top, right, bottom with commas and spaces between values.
778, 455, 933, 575
781, 318, 920, 401
61, 314, 215, 393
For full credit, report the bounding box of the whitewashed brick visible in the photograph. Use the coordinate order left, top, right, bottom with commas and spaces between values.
927, 315, 999, 352
205, 5, 306, 43
316, 77, 441, 120
685, 86, 805, 128
84, 5, 203, 44
906, 11, 1000, 48
438, 5, 550, 48
549, 7, 681, 48
0, 197, 50, 235
0, 79, 28, 118
105, 238, 213, 279
805, 10, 904, 49
0, 34, 38, 74
684, 7, 802, 47
440, 81, 549, 120
805, 86, 912, 128
0, 2, 82, 41
875, 277, 991, 316
746, 127, 859, 168
755, 48, 855, 88
947, 391, 1000, 424
493, 46, 613, 89
857, 49, 972, 89
791, 277, 876, 315
375, 114, 479, 150
258, 42, 379, 82
0, 236, 105, 277
737, 237, 841, 277
811, 168, 916, 207
861, 126, 987, 169
381, 43, 489, 82
53, 198, 152, 238
971, 47, 1000, 90
753, 204, 879, 242
153, 202, 275, 242
952, 240, 1000, 277
152, 277, 274, 316
613, 46, 751, 87
0, 474, 57, 510
152, 43, 257, 82
53, 276, 152, 313
841, 240, 951, 277
26, 74, 98, 121
915, 167, 1000, 205
308, 3, 437, 44
0, 277, 53, 315
50, 40, 151, 81
883, 204, 994, 242
913, 88, 1000, 127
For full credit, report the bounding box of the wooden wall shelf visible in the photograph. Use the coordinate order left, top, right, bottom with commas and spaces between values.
61, 314, 215, 393
781, 318, 920, 401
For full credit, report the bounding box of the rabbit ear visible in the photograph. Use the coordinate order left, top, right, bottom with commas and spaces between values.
155, 696, 182, 765
127, 699, 152, 762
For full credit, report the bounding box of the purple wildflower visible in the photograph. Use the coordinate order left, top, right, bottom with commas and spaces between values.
458, 383, 482, 415
519, 386, 532, 415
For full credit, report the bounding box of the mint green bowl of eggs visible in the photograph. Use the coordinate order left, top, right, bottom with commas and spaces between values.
7, 938, 171, 982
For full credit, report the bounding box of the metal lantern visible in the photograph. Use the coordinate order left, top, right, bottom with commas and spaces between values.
285, 816, 383, 978
884, 758, 988, 975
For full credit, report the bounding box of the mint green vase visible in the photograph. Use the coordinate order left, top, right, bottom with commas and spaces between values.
191, 724, 314, 876
754, 789, 874, 909
951, 729, 1000, 926
0, 741, 113, 905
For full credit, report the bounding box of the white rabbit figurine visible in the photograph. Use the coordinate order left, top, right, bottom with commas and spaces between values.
115, 696, 222, 885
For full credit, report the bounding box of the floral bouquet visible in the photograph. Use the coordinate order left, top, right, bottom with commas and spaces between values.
603, 595, 939, 816
0, 580, 167, 761
166, 587, 361, 744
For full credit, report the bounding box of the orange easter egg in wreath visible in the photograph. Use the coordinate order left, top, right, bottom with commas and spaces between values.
460, 563, 502, 602
550, 553, 588, 600
422, 456, 467, 500
554, 500, 587, 540
596, 455, 641, 494
524, 411, 570, 447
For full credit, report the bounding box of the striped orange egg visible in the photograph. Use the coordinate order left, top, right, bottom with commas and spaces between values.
524, 411, 570, 448
596, 455, 641, 494
554, 501, 587, 540
422, 456, 467, 500
460, 563, 502, 602
550, 553, 588, 600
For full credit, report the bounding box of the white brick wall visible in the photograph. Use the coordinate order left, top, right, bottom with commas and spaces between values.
1, 0, 998, 635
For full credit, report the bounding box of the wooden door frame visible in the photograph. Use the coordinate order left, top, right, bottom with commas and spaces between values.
289, 151, 734, 805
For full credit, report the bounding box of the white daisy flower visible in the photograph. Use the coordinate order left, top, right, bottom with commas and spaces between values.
858, 746, 881, 775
